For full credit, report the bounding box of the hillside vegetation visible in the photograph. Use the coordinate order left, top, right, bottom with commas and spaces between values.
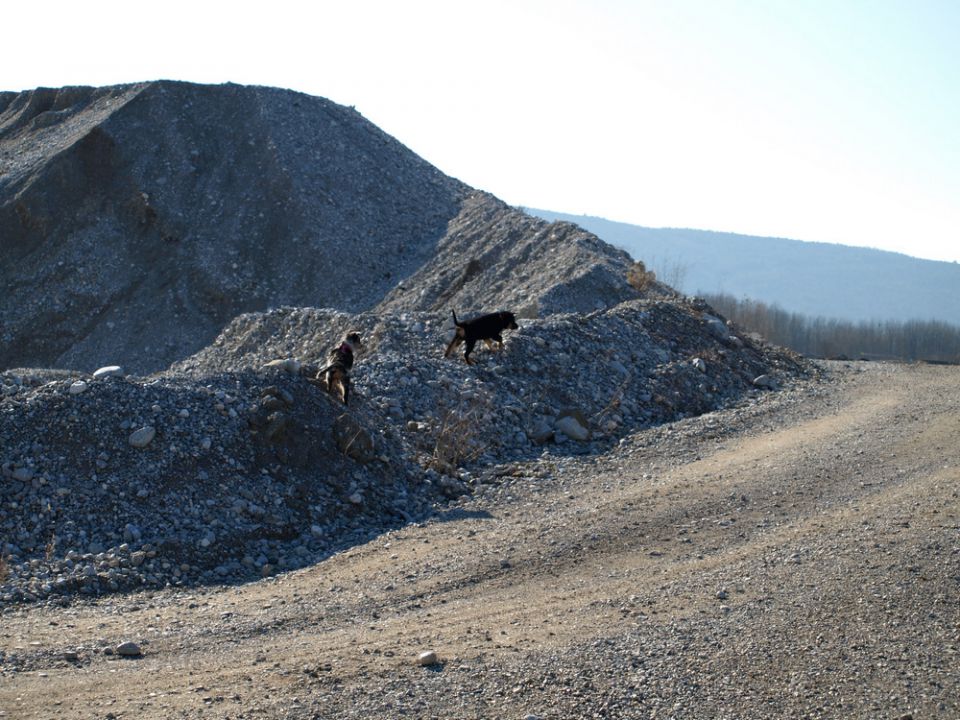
705, 292, 960, 364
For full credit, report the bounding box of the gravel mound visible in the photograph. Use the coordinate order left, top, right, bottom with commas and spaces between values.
1, 295, 809, 605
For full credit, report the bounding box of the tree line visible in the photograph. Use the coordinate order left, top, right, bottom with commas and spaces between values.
703, 292, 960, 364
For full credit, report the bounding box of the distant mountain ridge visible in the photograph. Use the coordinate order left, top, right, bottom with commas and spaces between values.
531, 210, 960, 326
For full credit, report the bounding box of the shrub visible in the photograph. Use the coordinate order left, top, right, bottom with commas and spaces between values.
423, 398, 489, 475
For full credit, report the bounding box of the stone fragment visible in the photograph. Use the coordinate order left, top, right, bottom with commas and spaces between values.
333, 414, 375, 463
528, 419, 554, 444
555, 409, 590, 441
416, 650, 438, 666
93, 366, 124, 379
261, 358, 301, 374
703, 314, 729, 339
128, 426, 156, 448
115, 641, 142, 657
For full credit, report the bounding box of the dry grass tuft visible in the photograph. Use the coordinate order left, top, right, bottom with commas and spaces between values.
45, 533, 58, 563
627, 260, 657, 292
424, 399, 489, 475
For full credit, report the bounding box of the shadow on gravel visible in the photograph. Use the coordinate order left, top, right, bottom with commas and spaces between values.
430, 508, 495, 524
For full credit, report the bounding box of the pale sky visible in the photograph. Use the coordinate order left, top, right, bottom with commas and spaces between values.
5, 0, 959, 262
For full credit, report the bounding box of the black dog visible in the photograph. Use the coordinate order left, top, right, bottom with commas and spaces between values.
318, 331, 363, 405
444, 310, 518, 365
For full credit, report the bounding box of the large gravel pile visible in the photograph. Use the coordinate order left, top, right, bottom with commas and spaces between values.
1, 81, 640, 374
1, 295, 808, 605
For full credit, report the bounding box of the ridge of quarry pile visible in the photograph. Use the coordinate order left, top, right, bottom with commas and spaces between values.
1, 81, 638, 375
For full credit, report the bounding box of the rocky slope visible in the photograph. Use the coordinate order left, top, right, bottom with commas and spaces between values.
1, 81, 640, 374
0, 295, 808, 604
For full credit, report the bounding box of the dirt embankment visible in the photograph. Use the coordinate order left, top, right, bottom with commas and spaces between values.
2, 360, 957, 719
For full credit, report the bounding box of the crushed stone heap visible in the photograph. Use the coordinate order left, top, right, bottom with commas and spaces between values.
1, 81, 639, 375
1, 297, 809, 605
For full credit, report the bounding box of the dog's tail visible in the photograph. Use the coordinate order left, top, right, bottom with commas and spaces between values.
450, 309, 462, 327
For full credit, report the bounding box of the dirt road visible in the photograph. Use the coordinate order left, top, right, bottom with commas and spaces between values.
2, 361, 958, 719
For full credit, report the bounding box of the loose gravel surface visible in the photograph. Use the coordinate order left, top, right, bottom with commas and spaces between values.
1, 360, 957, 719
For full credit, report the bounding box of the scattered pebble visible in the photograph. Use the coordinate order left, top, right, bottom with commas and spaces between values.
115, 641, 142, 657
416, 650, 438, 666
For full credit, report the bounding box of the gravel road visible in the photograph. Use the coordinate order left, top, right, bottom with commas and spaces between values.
1, 361, 957, 719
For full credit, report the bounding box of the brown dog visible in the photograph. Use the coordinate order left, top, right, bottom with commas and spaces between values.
444, 310, 518, 365
319, 331, 363, 404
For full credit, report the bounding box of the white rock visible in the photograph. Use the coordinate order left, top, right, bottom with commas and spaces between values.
128, 426, 156, 448
68, 380, 89, 394
416, 650, 438, 666
115, 641, 142, 657
261, 358, 301, 374
92, 365, 124, 379
692, 357, 707, 372
555, 415, 590, 442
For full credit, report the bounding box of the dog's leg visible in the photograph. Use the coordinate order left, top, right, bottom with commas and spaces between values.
342, 375, 350, 405
444, 335, 462, 358
328, 368, 344, 401
463, 339, 477, 364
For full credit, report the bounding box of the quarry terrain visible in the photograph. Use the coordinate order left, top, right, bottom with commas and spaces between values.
1, 81, 958, 718
1, 361, 958, 719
